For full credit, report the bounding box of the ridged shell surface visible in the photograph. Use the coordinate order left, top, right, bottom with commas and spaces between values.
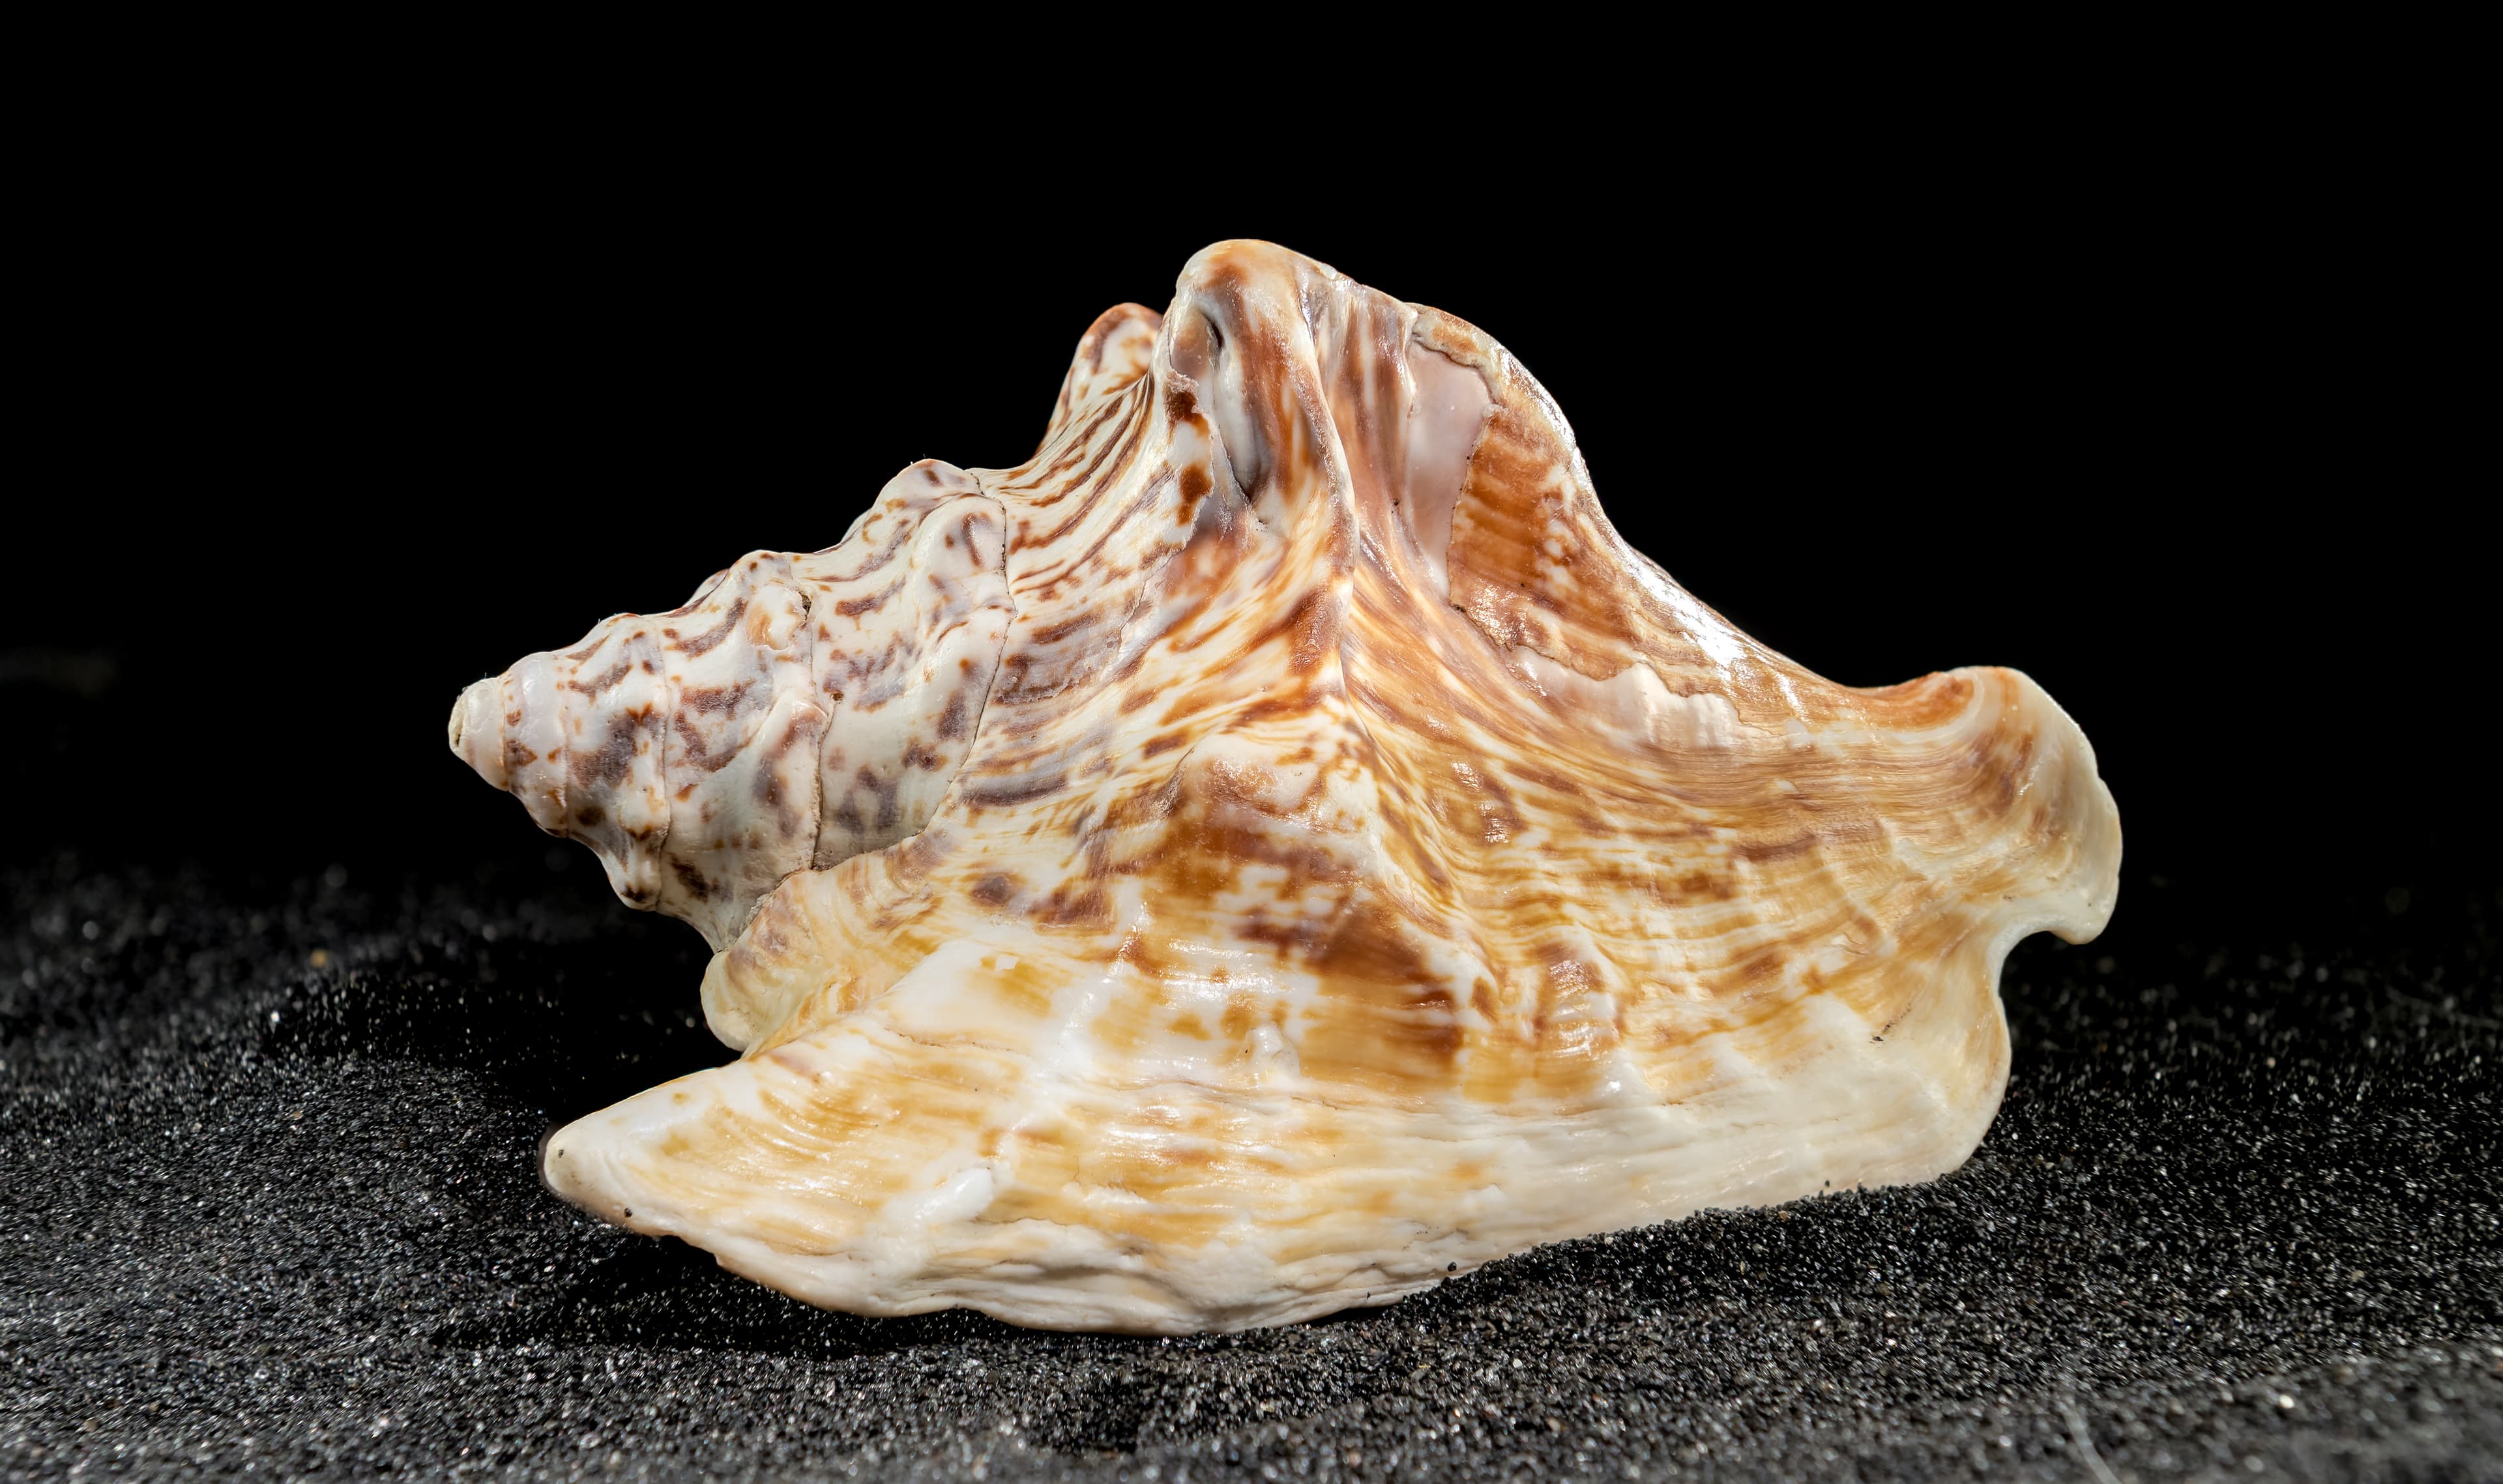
448, 240, 2120, 1333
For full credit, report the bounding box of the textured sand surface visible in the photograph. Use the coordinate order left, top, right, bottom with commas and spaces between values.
3, 858, 2496, 1481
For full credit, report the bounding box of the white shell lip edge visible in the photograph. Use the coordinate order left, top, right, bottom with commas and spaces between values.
1998, 663, 2125, 946
540, 1106, 1445, 1336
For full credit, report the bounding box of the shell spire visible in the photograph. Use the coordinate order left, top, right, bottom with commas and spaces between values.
450, 241, 2119, 1333
447, 468, 1014, 950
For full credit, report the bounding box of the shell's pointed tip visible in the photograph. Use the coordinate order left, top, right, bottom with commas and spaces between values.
448, 678, 508, 789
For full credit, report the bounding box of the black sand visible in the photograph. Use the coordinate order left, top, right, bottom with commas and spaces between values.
4, 858, 2496, 1481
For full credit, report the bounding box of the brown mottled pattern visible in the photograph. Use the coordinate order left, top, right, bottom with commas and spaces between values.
448, 465, 1010, 959
457, 242, 2120, 1334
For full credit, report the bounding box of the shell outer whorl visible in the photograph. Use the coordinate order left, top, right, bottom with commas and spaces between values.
454, 239, 2121, 1334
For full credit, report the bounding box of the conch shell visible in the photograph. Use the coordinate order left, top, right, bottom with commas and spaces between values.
448, 240, 2119, 1333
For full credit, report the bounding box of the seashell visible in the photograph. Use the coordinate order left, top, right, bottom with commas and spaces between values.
448, 240, 2120, 1333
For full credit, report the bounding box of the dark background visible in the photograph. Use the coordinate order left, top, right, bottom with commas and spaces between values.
9, 100, 2485, 930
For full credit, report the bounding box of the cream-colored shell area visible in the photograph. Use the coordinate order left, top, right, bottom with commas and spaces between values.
488, 242, 2117, 1333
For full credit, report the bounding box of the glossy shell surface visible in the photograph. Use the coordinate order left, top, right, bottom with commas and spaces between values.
449, 240, 2121, 1333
